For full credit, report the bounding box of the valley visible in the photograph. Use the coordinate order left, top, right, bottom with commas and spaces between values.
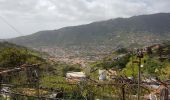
6, 13, 170, 67
0, 13, 170, 99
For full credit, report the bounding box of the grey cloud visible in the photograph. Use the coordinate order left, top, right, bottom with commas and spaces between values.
0, 0, 170, 39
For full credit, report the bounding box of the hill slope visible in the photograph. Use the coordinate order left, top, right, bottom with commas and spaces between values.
7, 13, 170, 59
8, 13, 170, 48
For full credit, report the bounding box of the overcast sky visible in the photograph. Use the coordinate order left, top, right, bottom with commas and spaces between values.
0, 0, 170, 39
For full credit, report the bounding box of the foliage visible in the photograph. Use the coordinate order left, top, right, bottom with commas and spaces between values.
50, 62, 82, 77
1, 41, 170, 99
62, 65, 81, 77
143, 58, 164, 76
41, 75, 78, 91
122, 41, 170, 80
0, 48, 27, 68
0, 47, 44, 68
160, 64, 170, 79
115, 48, 128, 54
91, 53, 131, 70
113, 54, 131, 69
0, 41, 23, 49
121, 56, 139, 77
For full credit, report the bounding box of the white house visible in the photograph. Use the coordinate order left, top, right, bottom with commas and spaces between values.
66, 72, 86, 82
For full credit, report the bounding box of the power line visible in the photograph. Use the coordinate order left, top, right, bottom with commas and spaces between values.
0, 16, 24, 36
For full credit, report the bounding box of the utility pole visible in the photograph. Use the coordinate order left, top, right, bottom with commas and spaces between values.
136, 49, 143, 100
137, 57, 141, 100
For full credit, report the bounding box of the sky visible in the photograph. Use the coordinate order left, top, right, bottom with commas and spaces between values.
0, 0, 170, 39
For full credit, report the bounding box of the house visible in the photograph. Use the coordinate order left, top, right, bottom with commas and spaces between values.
98, 69, 118, 81
99, 69, 107, 81
66, 72, 86, 82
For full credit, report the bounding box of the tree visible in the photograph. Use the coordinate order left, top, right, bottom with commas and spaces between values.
146, 47, 152, 55
0, 48, 28, 68
0, 47, 44, 68
116, 48, 128, 54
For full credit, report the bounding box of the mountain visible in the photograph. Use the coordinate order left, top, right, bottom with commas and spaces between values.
9, 13, 170, 47
7, 13, 170, 56
0, 41, 23, 49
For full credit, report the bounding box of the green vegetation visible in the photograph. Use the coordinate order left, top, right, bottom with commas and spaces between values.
84, 42, 170, 99
0, 41, 170, 99
91, 41, 170, 80
9, 13, 170, 51
0, 47, 45, 68
45, 61, 82, 77
91, 48, 130, 69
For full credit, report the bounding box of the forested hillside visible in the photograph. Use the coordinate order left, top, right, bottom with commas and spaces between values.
91, 41, 170, 80
8, 13, 170, 49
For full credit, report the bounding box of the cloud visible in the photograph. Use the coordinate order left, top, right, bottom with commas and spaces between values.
0, 0, 170, 38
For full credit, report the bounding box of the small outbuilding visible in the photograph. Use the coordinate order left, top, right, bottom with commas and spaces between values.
66, 72, 86, 82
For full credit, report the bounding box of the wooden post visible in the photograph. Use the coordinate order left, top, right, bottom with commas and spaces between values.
122, 84, 125, 100
0, 75, 2, 94
35, 66, 40, 100
160, 88, 169, 100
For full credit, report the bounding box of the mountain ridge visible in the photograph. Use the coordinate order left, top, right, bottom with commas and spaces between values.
8, 13, 170, 48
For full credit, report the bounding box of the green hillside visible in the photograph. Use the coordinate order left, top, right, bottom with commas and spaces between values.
8, 13, 170, 49
0, 42, 46, 68
91, 41, 170, 80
